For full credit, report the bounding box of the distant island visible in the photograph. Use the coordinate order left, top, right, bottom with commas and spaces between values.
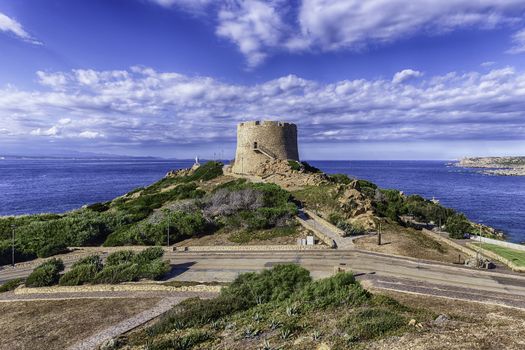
456, 156, 525, 176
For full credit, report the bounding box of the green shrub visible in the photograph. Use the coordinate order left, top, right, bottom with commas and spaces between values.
295, 272, 369, 309
133, 247, 165, 265
0, 278, 24, 293
288, 160, 302, 171
86, 202, 110, 212
329, 174, 352, 184
337, 221, 366, 236
342, 307, 406, 342
301, 161, 321, 173
25, 258, 64, 287
357, 179, 378, 189
59, 263, 101, 286
223, 264, 312, 305
185, 161, 223, 182
446, 213, 472, 239
36, 240, 69, 258
150, 296, 246, 335
147, 330, 212, 350
137, 259, 171, 280
106, 250, 135, 266
93, 262, 140, 284
71, 254, 103, 270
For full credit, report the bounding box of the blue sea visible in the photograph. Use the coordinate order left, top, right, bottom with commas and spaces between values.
0, 159, 524, 243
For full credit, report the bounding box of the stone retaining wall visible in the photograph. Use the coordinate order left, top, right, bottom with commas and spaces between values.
303, 209, 346, 237
466, 242, 525, 273
421, 229, 477, 258
296, 217, 336, 248
15, 283, 222, 295
174, 244, 328, 252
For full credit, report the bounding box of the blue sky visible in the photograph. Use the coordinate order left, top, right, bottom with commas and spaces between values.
1, 0, 525, 159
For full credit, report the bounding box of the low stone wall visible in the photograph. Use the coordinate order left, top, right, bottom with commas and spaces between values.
15, 283, 222, 295
466, 243, 525, 273
296, 217, 336, 248
470, 236, 525, 252
174, 244, 328, 252
421, 229, 477, 258
303, 209, 346, 237
71, 246, 169, 253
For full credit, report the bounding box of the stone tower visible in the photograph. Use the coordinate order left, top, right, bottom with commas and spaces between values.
231, 120, 299, 175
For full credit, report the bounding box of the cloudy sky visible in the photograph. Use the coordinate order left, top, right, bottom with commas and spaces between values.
1, 0, 525, 159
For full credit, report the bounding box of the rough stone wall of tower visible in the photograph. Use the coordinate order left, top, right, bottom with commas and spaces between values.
231, 120, 299, 174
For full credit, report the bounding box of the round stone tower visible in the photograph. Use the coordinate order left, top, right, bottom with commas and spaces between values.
231, 120, 299, 175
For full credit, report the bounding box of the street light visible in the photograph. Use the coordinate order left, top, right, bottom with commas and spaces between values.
165, 210, 171, 247
11, 224, 15, 267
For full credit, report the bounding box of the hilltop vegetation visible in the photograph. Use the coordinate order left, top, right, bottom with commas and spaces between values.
0, 161, 501, 266
294, 173, 500, 239
118, 264, 431, 349
0, 162, 299, 265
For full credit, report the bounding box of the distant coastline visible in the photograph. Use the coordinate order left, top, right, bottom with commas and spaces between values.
455, 157, 525, 176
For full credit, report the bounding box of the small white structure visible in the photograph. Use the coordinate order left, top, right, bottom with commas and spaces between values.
306, 236, 315, 246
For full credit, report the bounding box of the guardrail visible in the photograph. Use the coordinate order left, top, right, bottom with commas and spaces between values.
470, 236, 525, 252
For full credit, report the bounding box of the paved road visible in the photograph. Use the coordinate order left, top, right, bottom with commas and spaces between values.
3, 248, 525, 309
164, 249, 525, 309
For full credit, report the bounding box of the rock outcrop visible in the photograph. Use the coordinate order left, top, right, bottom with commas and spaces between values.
456, 157, 525, 176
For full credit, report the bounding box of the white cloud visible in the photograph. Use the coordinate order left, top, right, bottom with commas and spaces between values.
216, 0, 287, 68
148, 0, 212, 9
78, 131, 104, 139
392, 69, 423, 84
30, 126, 60, 137
145, 0, 525, 66
481, 61, 496, 67
3, 66, 525, 151
295, 0, 525, 51
37, 71, 68, 89
507, 28, 525, 54
0, 12, 41, 45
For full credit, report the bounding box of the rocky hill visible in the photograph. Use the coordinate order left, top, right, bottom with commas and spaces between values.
457, 157, 525, 176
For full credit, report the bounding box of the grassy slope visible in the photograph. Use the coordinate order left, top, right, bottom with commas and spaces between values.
480, 243, 525, 267
121, 265, 434, 350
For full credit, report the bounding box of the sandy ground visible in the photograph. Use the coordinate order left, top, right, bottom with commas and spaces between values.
354, 224, 466, 264
365, 289, 525, 350
0, 298, 160, 350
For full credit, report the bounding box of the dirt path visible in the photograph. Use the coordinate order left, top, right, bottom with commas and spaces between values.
68, 297, 185, 350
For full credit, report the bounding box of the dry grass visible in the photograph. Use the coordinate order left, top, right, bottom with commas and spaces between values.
0, 298, 160, 350
354, 223, 466, 264
175, 224, 314, 247
364, 289, 525, 350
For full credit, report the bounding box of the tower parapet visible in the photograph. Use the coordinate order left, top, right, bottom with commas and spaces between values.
231, 120, 299, 174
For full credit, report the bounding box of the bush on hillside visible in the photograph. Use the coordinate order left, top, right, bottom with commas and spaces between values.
106, 250, 135, 266
36, 240, 69, 258
132, 247, 164, 264
223, 264, 312, 305
0, 278, 24, 293
446, 213, 472, 239
341, 307, 406, 342
329, 173, 352, 184
295, 272, 369, 309
25, 258, 64, 287
59, 263, 102, 286
93, 262, 141, 284
59, 255, 103, 286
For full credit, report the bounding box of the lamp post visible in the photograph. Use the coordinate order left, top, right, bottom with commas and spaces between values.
11, 224, 15, 267
165, 210, 171, 247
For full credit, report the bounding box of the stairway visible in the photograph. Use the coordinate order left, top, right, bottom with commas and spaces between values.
253, 143, 277, 160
